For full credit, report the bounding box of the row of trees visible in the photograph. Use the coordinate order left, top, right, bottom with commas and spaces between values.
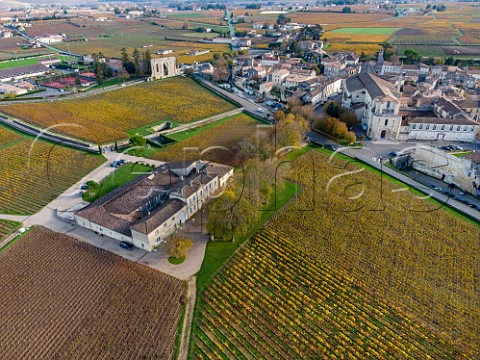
426, 4, 446, 12
314, 116, 356, 144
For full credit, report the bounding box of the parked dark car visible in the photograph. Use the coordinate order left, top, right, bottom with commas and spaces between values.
325, 144, 337, 151
428, 184, 442, 191
80, 184, 88, 190
120, 241, 134, 250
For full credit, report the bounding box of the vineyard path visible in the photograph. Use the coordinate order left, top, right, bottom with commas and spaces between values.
178, 276, 196, 360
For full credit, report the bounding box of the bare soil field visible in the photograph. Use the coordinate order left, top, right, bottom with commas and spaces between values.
0, 226, 184, 360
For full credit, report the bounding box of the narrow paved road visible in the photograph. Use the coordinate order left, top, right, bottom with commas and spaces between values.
225, 9, 236, 38
194, 75, 272, 121
308, 130, 480, 221
342, 148, 480, 222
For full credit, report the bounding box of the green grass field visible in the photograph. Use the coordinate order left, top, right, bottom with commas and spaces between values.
330, 27, 400, 35
82, 163, 154, 202
0, 57, 38, 70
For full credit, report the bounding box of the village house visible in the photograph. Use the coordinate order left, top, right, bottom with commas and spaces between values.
454, 99, 480, 122
261, 54, 281, 67
268, 69, 290, 84
0, 83, 28, 96
156, 49, 173, 55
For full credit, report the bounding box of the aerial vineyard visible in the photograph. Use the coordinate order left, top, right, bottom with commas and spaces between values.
0, 77, 236, 143
151, 113, 268, 165
193, 230, 463, 359
0, 126, 22, 147
0, 226, 183, 360
192, 149, 480, 358
268, 150, 480, 356
0, 134, 104, 214
50, 17, 227, 57
0, 220, 21, 242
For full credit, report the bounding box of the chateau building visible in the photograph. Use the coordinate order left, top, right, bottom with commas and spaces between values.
76, 161, 233, 251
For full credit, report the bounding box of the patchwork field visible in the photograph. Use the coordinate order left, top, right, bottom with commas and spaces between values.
161, 10, 227, 29
192, 149, 480, 358
252, 4, 480, 56
26, 17, 228, 60
0, 226, 183, 360
0, 126, 104, 214
0, 77, 236, 143
0, 36, 51, 61
151, 113, 267, 165
289, 12, 390, 25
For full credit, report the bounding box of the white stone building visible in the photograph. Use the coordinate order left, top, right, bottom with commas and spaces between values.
342, 73, 479, 143
76, 161, 233, 251
342, 73, 402, 141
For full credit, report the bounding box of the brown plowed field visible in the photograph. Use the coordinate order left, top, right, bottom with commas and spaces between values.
0, 226, 184, 360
